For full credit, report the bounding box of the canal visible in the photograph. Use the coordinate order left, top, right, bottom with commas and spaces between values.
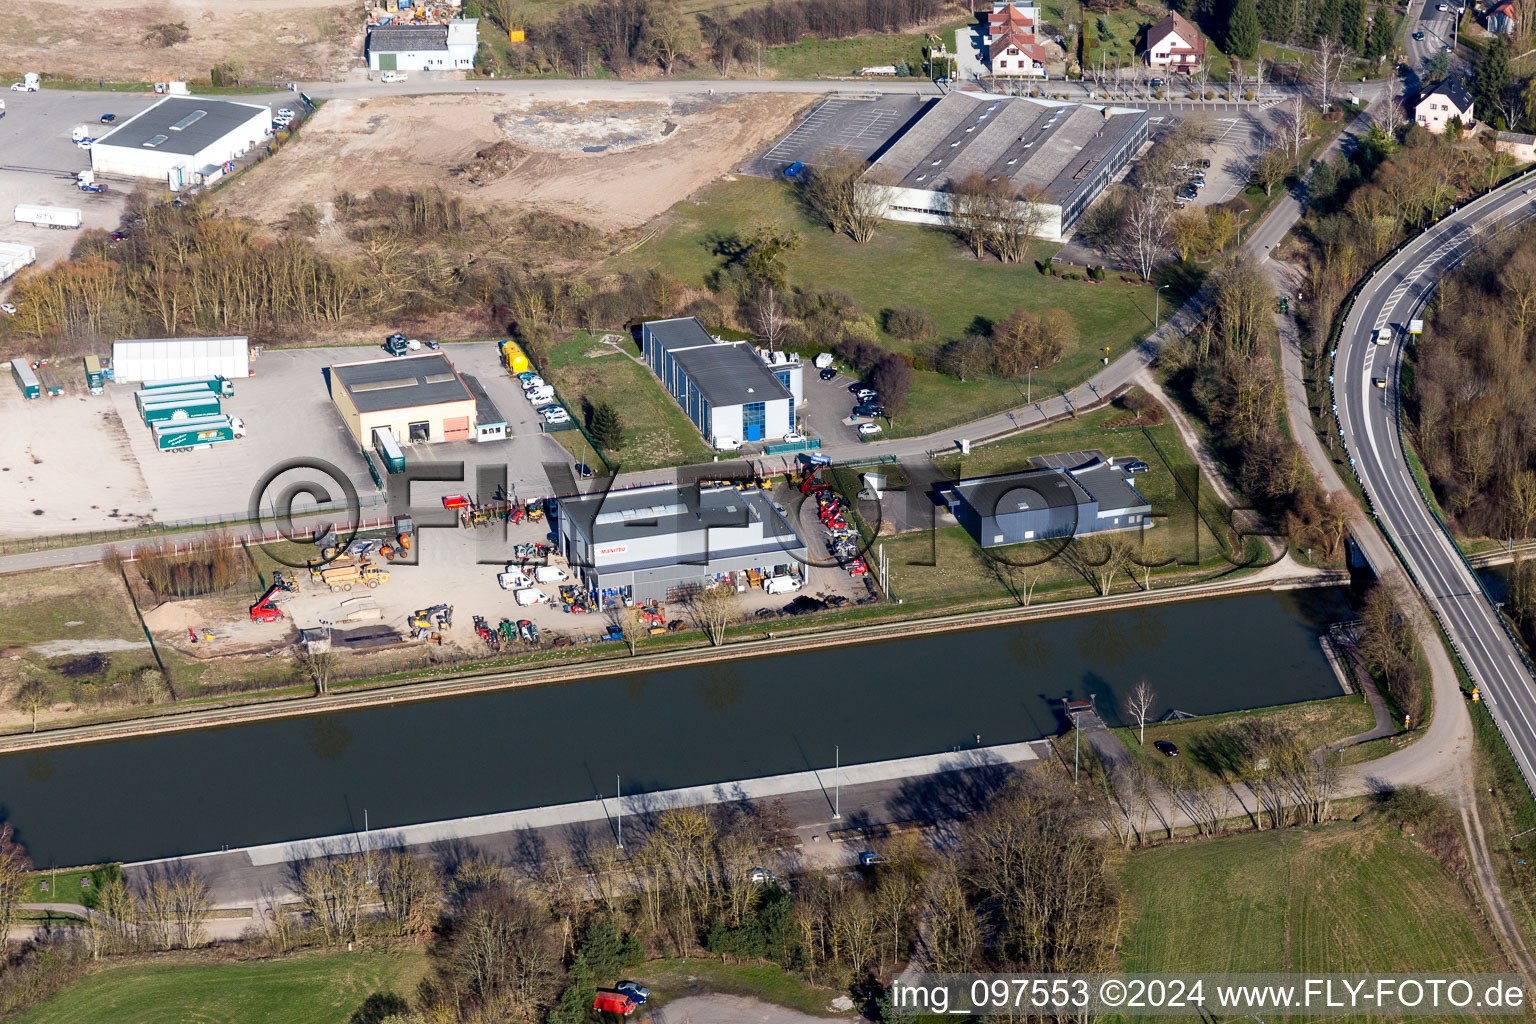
2, 587, 1353, 866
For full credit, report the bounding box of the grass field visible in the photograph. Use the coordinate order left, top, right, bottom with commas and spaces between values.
11, 948, 431, 1024
614, 176, 1173, 437
634, 958, 850, 1016
1112, 695, 1378, 785
544, 331, 715, 471
872, 400, 1235, 603
1120, 821, 1507, 991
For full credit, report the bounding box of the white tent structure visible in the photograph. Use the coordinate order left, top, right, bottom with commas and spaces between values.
111, 337, 249, 382
0, 242, 36, 282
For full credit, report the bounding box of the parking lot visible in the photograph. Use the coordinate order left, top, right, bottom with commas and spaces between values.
0, 340, 581, 538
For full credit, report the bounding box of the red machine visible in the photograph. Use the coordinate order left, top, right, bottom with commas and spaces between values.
442, 494, 470, 509
592, 992, 637, 1016
249, 583, 285, 623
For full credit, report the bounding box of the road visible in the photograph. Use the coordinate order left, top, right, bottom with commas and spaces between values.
1333, 172, 1536, 794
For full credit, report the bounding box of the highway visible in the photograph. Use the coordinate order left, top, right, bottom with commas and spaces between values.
1334, 174, 1536, 793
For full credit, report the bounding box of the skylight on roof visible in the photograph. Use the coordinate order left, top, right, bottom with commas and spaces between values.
143, 134, 168, 148
169, 110, 207, 131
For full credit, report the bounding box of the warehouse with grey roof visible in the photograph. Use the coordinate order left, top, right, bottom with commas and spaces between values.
556, 481, 808, 601
642, 317, 803, 447
942, 457, 1151, 548
89, 96, 271, 189
329, 353, 478, 446
864, 92, 1149, 240
366, 19, 478, 71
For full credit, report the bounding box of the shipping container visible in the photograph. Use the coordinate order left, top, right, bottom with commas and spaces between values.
139, 374, 234, 397
10, 358, 39, 399
83, 355, 104, 395
141, 393, 221, 424
372, 427, 406, 473
152, 414, 244, 452
0, 241, 36, 282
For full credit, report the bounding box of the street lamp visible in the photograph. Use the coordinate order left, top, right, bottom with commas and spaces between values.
1027, 364, 1038, 404
833, 745, 841, 820
1155, 283, 1170, 326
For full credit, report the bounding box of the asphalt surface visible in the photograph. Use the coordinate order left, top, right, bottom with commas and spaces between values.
1334, 171, 1536, 793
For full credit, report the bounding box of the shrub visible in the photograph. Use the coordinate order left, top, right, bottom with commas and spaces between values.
883, 306, 935, 344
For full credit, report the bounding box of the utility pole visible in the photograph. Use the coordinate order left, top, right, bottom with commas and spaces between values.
616, 774, 623, 850
1156, 283, 1170, 326
834, 745, 841, 819
364, 808, 372, 883
1027, 363, 1037, 403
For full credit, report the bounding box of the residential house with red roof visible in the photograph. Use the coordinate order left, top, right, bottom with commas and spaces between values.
985, 2, 1054, 77
1142, 10, 1206, 72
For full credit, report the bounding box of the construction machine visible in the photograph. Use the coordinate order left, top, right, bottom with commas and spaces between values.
249, 583, 285, 623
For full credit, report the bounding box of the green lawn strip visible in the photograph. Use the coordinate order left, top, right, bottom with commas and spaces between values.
613, 177, 1160, 437
544, 332, 714, 471
634, 957, 853, 1017
24, 865, 114, 905
1120, 821, 1506, 987
11, 948, 430, 1024
1111, 696, 1378, 785
766, 30, 931, 79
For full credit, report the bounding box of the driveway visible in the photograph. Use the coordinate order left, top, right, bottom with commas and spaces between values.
648, 994, 852, 1023
953, 24, 989, 83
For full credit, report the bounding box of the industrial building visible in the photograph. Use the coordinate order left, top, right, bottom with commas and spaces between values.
462, 374, 508, 443
555, 481, 808, 601
863, 92, 1149, 241
329, 353, 477, 447
89, 97, 271, 190
941, 457, 1151, 548
111, 336, 250, 383
366, 19, 478, 71
642, 317, 802, 446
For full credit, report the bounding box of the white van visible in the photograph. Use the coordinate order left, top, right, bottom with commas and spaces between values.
380, 71, 408, 83
514, 587, 549, 606
526, 385, 555, 404
1373, 327, 1391, 346
714, 436, 742, 451
498, 570, 534, 590
534, 565, 570, 584
764, 575, 803, 595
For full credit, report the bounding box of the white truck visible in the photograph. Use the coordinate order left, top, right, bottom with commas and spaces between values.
533, 565, 570, 584
71, 124, 91, 142
15, 204, 82, 229
10, 73, 39, 93
514, 588, 549, 607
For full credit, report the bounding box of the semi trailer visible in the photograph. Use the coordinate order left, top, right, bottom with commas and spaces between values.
83, 355, 104, 394
139, 374, 234, 398
153, 414, 245, 452
14, 204, 82, 229
141, 393, 221, 424
10, 359, 39, 399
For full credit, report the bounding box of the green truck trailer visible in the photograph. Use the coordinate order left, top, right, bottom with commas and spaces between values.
11, 359, 39, 399
140, 393, 221, 424
83, 355, 104, 395
372, 427, 406, 473
153, 414, 246, 452
140, 375, 234, 398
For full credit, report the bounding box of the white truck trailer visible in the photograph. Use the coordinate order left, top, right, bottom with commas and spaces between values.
14, 204, 82, 229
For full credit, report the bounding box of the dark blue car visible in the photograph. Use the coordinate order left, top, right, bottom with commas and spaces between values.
783, 161, 805, 179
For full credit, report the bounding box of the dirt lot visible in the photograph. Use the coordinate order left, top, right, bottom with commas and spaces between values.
218, 92, 812, 232
2, 0, 359, 82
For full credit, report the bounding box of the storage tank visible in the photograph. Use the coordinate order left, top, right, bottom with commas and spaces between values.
500, 340, 532, 374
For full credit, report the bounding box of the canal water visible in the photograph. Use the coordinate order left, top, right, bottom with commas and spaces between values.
2, 588, 1353, 866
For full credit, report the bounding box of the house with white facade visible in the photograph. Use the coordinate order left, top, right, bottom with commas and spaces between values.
986, 2, 1052, 78
1143, 10, 1205, 72
1415, 76, 1474, 134
366, 19, 478, 72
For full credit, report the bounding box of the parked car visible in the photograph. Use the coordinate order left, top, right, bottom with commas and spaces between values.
110, 230, 126, 241
615, 982, 650, 1005
782, 432, 806, 444
852, 402, 883, 418
520, 375, 546, 390
573, 462, 595, 479
1443, 42, 1453, 51
543, 407, 571, 425
819, 366, 838, 381
1149, 77, 1165, 88
858, 851, 886, 866
277, 108, 296, 119
847, 381, 869, 395
0, 303, 15, 315
99, 113, 117, 124
854, 387, 877, 402
1154, 740, 1180, 757
1125, 460, 1150, 474
857, 422, 882, 438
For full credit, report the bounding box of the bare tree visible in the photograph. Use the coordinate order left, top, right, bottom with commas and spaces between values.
1279, 90, 1314, 160
13, 679, 49, 733
1305, 37, 1351, 111
694, 585, 735, 646
981, 551, 1043, 607
376, 850, 443, 936
1116, 193, 1171, 282
753, 286, 788, 350
0, 825, 31, 946
986, 181, 1048, 263
1374, 73, 1409, 139
946, 172, 994, 258
141, 868, 210, 950
297, 855, 370, 944
1123, 679, 1157, 744
299, 648, 336, 696
614, 606, 647, 656
1067, 533, 1135, 596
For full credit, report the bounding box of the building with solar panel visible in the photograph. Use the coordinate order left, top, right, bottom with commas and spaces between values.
88, 96, 272, 190
329, 353, 478, 447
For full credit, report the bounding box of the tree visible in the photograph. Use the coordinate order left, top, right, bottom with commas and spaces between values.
984, 180, 1047, 263
0, 824, 31, 945
1252, 147, 1291, 197
694, 584, 734, 645
1116, 193, 1171, 282
1423, 50, 1450, 82
638, 2, 700, 75
13, 679, 49, 733
376, 851, 443, 936
299, 648, 336, 696
870, 355, 913, 416
1339, 0, 1367, 55
589, 401, 624, 451
1226, 0, 1260, 59
946, 173, 993, 258
753, 286, 788, 349
614, 606, 647, 656
1473, 36, 1512, 120
141, 868, 211, 950
803, 155, 889, 244
1123, 679, 1157, 744
884, 307, 934, 345
1279, 90, 1315, 160
482, 0, 524, 35
937, 334, 991, 381
740, 223, 798, 290
1305, 37, 1350, 111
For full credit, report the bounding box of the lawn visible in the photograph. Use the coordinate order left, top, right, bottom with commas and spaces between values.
11, 948, 431, 1024
615, 176, 1168, 437
1120, 821, 1506, 986
544, 331, 715, 472
766, 30, 930, 79
1112, 695, 1378, 785
634, 958, 853, 1017
872, 400, 1236, 604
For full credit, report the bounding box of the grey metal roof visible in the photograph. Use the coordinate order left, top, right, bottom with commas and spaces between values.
368, 24, 450, 52
94, 97, 268, 158
671, 343, 793, 408
869, 92, 1147, 204
461, 374, 506, 427
332, 354, 473, 413
1069, 461, 1151, 515
947, 468, 1092, 516
562, 483, 801, 546
646, 316, 717, 356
